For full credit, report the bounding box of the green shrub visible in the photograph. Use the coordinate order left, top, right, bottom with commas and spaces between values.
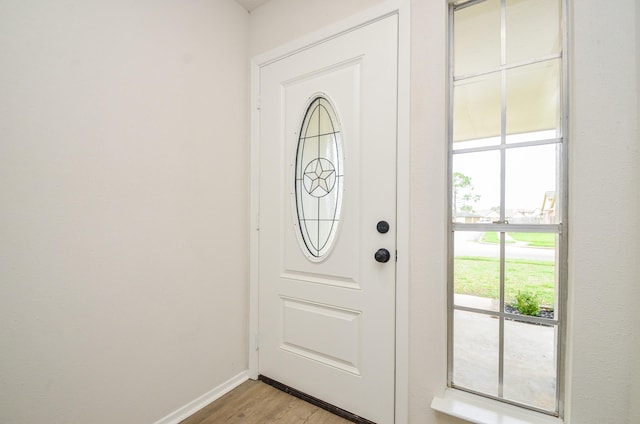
515, 292, 540, 316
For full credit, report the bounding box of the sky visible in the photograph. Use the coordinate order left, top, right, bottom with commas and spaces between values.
453, 134, 559, 213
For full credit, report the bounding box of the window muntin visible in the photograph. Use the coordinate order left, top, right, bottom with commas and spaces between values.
449, 0, 566, 416
295, 96, 344, 260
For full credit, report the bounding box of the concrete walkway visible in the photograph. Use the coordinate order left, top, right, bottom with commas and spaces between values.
452, 232, 558, 411
453, 294, 557, 411
454, 231, 555, 261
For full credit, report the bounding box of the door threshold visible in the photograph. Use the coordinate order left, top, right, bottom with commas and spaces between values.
258, 375, 377, 424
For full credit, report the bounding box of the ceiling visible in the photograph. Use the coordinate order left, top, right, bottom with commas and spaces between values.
235, 0, 270, 12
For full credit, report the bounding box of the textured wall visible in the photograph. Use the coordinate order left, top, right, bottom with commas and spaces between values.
566, 0, 640, 422
632, 3, 640, 423
631, 6, 640, 424
0, 1, 249, 422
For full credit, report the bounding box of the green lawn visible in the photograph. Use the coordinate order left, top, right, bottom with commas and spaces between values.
480, 232, 556, 248
454, 256, 555, 306
509, 232, 556, 248
480, 232, 513, 244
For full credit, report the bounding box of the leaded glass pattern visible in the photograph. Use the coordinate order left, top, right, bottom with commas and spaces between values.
295, 96, 344, 259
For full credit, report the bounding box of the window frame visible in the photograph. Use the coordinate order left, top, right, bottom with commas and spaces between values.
446, 0, 569, 417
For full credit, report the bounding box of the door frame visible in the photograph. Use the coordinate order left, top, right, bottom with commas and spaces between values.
248, 1, 410, 422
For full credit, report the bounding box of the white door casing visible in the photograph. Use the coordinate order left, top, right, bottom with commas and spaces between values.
256, 15, 398, 423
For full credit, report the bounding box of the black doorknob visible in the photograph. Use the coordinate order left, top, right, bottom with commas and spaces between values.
374, 248, 391, 263
376, 220, 390, 234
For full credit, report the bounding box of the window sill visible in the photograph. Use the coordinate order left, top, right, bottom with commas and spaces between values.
431, 389, 563, 424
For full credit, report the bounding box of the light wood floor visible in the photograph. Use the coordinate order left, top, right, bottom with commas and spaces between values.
180, 380, 352, 424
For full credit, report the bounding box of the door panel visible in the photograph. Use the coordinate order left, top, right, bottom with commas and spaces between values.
258, 15, 398, 423
281, 297, 361, 374
282, 61, 362, 288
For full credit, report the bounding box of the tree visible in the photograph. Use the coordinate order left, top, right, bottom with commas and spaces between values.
453, 172, 480, 214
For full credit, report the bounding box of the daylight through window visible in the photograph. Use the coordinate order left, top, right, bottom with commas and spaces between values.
448, 0, 566, 416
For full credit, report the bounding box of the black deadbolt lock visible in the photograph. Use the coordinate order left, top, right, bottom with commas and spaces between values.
376, 220, 390, 234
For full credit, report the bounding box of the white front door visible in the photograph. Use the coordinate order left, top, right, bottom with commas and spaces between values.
258, 15, 398, 423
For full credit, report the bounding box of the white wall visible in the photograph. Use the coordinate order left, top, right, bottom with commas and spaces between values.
0, 1, 249, 423
249, 0, 387, 56
250, 0, 639, 423
632, 6, 640, 423
410, 1, 466, 422
567, 0, 639, 422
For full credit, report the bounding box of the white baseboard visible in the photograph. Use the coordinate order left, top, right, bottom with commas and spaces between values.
153, 370, 249, 424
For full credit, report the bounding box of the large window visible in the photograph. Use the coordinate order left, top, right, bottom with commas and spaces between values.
448, 0, 566, 416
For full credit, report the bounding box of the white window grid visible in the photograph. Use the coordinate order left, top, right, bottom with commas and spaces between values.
447, 0, 569, 417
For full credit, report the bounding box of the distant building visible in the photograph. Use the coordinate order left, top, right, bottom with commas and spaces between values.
541, 191, 556, 224
454, 211, 481, 224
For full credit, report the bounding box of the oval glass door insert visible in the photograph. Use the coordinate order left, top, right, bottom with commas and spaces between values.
295, 96, 344, 259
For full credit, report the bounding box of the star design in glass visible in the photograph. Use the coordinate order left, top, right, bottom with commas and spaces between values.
303, 158, 336, 197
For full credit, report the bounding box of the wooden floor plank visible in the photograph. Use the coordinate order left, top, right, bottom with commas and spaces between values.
180, 380, 352, 424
